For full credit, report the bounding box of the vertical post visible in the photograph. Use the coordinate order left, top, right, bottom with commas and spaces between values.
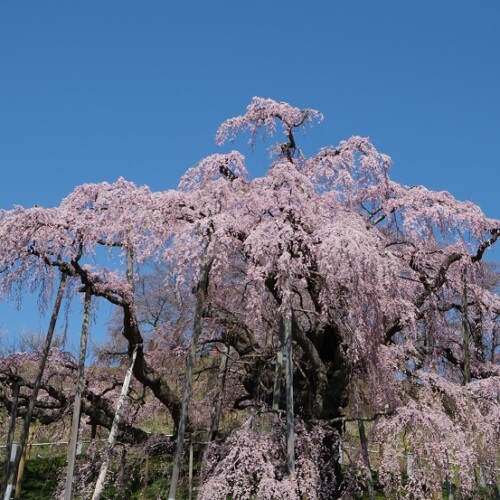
406, 453, 414, 478
64, 286, 92, 500
354, 385, 374, 500
445, 451, 454, 500
491, 328, 499, 364
283, 304, 295, 475
198, 345, 228, 491
14, 422, 35, 498
91, 345, 139, 500
2, 273, 67, 500
188, 441, 194, 500
272, 349, 283, 411
1, 378, 19, 496
478, 465, 487, 488
168, 248, 214, 500
491, 475, 500, 500
358, 419, 374, 500
91, 247, 137, 500
462, 272, 471, 385
446, 478, 454, 500
3, 485, 13, 500
207, 344, 229, 443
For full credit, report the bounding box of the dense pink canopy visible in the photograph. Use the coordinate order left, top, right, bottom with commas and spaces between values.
0, 97, 499, 497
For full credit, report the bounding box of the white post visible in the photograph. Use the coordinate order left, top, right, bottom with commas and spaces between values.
64, 287, 92, 500
4, 485, 13, 500
1, 379, 19, 497
478, 466, 487, 488
91, 345, 139, 500
188, 442, 194, 500
3, 443, 17, 500
9, 444, 17, 463
406, 453, 414, 478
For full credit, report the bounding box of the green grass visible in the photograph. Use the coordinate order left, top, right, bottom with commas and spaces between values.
2, 453, 194, 500
3, 451, 498, 499
2, 455, 66, 500
97, 453, 198, 499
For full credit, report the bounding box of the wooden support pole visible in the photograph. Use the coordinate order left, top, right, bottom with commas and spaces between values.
2, 273, 67, 500
64, 286, 92, 500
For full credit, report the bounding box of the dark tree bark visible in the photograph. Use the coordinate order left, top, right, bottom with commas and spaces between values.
283, 303, 295, 475
207, 344, 229, 443
462, 273, 472, 385
122, 304, 182, 429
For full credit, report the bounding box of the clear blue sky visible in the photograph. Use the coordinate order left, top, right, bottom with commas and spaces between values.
1, 1, 499, 349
